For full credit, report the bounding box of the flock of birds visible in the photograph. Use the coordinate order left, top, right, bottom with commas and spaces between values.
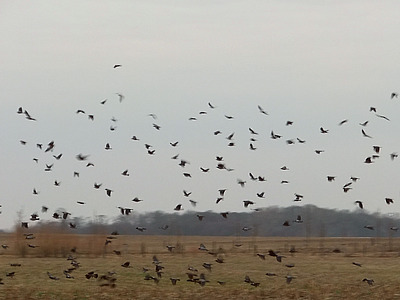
5, 64, 400, 289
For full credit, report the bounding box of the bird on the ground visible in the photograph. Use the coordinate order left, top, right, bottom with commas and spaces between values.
199, 243, 208, 251
363, 278, 374, 285
47, 272, 59, 280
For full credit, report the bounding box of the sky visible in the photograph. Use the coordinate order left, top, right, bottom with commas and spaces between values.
1, 1, 400, 231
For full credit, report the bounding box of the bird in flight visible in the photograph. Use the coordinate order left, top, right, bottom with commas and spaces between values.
116, 93, 125, 102
355, 201, 363, 209
257, 105, 268, 115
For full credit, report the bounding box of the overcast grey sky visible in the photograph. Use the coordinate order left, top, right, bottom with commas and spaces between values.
1, 1, 400, 230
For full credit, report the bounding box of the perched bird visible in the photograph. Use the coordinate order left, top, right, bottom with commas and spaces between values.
327, 176, 335, 182
76, 153, 89, 161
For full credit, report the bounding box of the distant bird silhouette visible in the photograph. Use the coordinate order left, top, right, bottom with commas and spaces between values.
105, 189, 113, 197
294, 215, 303, 223
385, 198, 394, 204
320, 127, 329, 134
362, 129, 372, 138
76, 153, 89, 161
116, 93, 124, 102
364, 157, 373, 164
243, 200, 254, 208
174, 204, 183, 211
257, 105, 268, 115
355, 201, 364, 209
113, 64, 121, 68
375, 113, 390, 121
220, 212, 229, 218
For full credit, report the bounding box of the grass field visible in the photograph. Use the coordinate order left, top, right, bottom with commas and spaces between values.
0, 232, 400, 299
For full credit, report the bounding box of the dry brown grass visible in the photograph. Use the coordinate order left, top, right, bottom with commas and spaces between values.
0, 233, 400, 299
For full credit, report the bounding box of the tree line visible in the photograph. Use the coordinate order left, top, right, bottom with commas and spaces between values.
20, 205, 400, 238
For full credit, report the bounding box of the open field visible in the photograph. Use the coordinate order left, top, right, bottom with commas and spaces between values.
0, 233, 400, 299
